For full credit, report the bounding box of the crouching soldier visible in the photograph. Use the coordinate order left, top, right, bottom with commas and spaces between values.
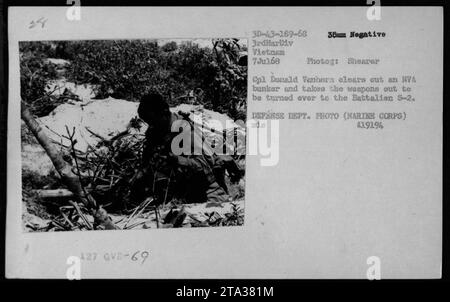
132, 92, 242, 205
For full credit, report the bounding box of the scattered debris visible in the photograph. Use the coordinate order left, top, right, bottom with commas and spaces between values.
22, 80, 245, 232
23, 212, 51, 232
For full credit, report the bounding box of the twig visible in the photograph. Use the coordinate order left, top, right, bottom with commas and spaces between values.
65, 125, 91, 203
68, 200, 93, 230
163, 169, 173, 205
154, 206, 160, 228
85, 126, 108, 142
123, 197, 153, 229
60, 207, 76, 229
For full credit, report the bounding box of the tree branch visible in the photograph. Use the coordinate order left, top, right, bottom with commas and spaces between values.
21, 100, 117, 230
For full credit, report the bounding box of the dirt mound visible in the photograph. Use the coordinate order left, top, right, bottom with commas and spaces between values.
172, 104, 246, 155
22, 144, 54, 176
23, 97, 246, 180
38, 97, 144, 152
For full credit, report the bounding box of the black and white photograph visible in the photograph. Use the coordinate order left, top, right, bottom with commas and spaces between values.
20, 38, 247, 232
4, 5, 444, 280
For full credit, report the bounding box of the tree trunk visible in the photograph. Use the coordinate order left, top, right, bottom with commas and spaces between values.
21, 101, 117, 230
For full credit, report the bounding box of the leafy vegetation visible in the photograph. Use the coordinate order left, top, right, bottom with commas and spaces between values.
20, 42, 60, 116
19, 39, 247, 120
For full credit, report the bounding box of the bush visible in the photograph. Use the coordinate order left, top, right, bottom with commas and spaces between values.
63, 39, 247, 120
19, 39, 248, 120
20, 42, 61, 116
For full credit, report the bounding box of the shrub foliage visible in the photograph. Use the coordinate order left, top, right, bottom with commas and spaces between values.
19, 39, 247, 120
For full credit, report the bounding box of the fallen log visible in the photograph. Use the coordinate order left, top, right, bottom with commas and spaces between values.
21, 101, 117, 230
36, 189, 74, 199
